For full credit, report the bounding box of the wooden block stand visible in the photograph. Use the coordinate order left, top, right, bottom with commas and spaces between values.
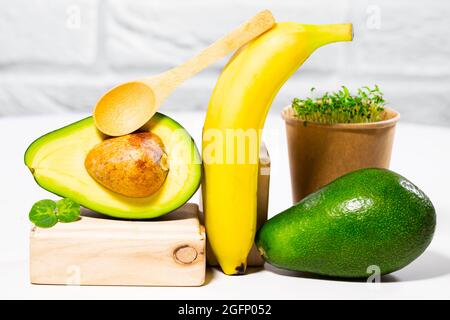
30, 203, 206, 286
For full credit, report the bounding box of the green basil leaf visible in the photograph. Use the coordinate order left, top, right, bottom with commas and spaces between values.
56, 198, 81, 223
29, 199, 57, 228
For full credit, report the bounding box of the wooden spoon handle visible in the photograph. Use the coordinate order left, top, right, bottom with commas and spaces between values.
147, 10, 275, 99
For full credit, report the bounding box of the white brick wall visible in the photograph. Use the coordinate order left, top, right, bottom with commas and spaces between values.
0, 0, 449, 126
0, 0, 98, 65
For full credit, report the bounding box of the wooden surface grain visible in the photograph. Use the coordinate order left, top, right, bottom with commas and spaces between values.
30, 203, 206, 286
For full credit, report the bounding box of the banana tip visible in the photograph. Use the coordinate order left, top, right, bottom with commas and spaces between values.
235, 263, 246, 275
349, 24, 354, 41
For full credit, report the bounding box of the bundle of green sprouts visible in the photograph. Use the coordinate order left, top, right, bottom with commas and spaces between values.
291, 85, 386, 124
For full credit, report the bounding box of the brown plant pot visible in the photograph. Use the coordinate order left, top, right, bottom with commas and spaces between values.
281, 106, 400, 203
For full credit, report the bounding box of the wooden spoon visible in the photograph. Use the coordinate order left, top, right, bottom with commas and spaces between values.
93, 10, 275, 136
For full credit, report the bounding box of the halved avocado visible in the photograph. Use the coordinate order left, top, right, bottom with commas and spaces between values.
25, 113, 201, 219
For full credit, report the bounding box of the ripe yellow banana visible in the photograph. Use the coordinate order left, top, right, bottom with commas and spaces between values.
202, 22, 353, 275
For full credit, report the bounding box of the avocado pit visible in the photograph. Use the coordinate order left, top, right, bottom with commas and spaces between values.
85, 132, 169, 198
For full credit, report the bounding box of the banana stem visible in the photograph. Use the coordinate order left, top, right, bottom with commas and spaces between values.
312, 23, 353, 45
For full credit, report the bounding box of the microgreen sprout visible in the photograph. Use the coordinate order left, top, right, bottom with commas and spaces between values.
291, 85, 386, 124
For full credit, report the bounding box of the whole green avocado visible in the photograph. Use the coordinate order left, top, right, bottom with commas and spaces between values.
256, 168, 436, 278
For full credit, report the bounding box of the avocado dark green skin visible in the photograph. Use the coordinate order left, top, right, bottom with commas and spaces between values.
256, 168, 436, 278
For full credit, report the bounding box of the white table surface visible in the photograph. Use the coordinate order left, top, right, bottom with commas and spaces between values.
1, 110, 450, 300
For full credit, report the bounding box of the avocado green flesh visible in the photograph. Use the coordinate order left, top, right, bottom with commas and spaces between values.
256, 168, 436, 278
24, 113, 202, 219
